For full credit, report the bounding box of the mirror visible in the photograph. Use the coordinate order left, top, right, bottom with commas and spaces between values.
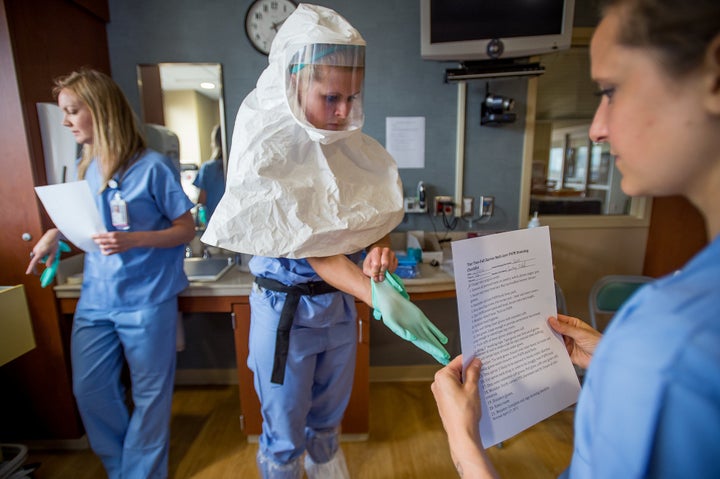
137, 62, 226, 203
530, 40, 636, 216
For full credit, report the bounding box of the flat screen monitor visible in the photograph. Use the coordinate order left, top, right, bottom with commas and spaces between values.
420, 0, 575, 62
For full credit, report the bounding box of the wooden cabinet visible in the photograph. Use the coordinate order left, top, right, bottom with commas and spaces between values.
0, 0, 110, 441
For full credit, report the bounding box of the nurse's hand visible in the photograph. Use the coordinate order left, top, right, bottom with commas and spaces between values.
548, 314, 602, 370
92, 231, 136, 255
432, 355, 482, 444
363, 245, 397, 283
431, 355, 499, 478
26, 228, 61, 274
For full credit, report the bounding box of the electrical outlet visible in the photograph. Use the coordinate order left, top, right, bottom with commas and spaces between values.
433, 195, 453, 216
461, 197, 474, 217
479, 195, 495, 217
404, 197, 427, 214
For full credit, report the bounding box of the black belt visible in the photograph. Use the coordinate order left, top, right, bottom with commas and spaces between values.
254, 276, 339, 385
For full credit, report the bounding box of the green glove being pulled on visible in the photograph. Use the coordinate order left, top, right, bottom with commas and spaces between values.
371, 271, 450, 365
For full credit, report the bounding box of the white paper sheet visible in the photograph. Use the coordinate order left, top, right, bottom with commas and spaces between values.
451, 227, 581, 447
385, 117, 425, 168
35, 180, 106, 252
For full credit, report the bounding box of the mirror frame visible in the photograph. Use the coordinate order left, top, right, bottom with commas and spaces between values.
519, 27, 651, 229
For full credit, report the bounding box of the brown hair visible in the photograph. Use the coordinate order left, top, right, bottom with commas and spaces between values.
53, 68, 146, 190
601, 0, 720, 77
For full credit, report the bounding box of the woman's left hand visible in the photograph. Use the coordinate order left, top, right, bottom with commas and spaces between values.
92, 231, 136, 255
363, 245, 397, 282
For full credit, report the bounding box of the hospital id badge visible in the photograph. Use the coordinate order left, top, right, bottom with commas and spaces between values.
110, 191, 130, 230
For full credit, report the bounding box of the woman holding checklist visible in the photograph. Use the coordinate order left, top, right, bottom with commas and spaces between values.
432, 0, 720, 477
26, 68, 194, 479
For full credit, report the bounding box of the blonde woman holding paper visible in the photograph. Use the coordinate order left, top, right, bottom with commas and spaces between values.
27, 68, 194, 479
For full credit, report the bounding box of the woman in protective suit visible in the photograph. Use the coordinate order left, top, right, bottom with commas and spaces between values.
203, 4, 449, 478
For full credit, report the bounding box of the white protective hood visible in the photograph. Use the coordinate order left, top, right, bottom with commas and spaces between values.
202, 4, 404, 258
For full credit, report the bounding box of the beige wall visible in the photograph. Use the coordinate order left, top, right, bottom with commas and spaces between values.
550, 225, 649, 323
195, 92, 220, 163
163, 90, 220, 165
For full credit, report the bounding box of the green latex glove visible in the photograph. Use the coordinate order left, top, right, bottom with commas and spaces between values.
371, 271, 451, 365
40, 240, 71, 288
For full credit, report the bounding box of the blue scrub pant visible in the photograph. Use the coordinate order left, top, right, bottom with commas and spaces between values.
249, 289, 357, 478
71, 298, 177, 479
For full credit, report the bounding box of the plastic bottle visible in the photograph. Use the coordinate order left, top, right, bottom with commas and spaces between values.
528, 211, 541, 228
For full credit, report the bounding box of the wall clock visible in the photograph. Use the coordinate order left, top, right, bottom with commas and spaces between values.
245, 0, 297, 55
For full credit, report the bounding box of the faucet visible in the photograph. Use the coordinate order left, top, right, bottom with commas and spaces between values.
185, 244, 211, 259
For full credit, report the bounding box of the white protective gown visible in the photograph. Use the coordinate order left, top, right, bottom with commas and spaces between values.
202, 4, 404, 258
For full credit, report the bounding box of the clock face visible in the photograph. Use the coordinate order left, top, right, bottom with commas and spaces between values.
245, 0, 297, 55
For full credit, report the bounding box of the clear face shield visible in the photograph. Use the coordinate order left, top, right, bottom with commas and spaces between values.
286, 43, 365, 132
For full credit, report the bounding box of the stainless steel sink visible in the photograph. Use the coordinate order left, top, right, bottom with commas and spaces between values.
184, 257, 234, 282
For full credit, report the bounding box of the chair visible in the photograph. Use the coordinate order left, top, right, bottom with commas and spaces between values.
588, 275, 653, 331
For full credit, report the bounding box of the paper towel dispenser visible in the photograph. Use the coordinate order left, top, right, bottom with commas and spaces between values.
37, 102, 79, 184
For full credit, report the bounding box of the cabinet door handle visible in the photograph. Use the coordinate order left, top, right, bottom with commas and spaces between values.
358, 318, 363, 344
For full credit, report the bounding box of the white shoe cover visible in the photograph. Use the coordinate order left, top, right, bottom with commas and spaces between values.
256, 449, 303, 479
304, 448, 350, 479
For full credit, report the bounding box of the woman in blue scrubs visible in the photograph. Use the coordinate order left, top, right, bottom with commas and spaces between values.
193, 124, 225, 221
432, 0, 720, 477
27, 69, 195, 479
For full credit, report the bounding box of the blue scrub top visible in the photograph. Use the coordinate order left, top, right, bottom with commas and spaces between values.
78, 149, 194, 311
566, 235, 720, 478
192, 158, 225, 219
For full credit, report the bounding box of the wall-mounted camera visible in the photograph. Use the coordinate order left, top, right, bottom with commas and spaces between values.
481, 82, 516, 126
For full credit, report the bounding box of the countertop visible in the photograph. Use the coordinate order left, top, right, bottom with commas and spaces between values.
53, 257, 456, 299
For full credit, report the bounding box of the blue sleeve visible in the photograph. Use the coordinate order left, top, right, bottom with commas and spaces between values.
645, 328, 720, 478
192, 163, 207, 189
151, 155, 194, 220
570, 269, 720, 479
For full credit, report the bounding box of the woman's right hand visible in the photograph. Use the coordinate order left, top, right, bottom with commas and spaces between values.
26, 228, 61, 275
548, 314, 602, 370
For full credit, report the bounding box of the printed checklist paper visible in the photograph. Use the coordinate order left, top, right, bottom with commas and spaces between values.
35, 180, 106, 253
451, 227, 581, 447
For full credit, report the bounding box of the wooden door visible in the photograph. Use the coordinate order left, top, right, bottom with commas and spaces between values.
0, 0, 110, 441
643, 196, 708, 277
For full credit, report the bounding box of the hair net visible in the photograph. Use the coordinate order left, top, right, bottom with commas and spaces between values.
202, 4, 404, 258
